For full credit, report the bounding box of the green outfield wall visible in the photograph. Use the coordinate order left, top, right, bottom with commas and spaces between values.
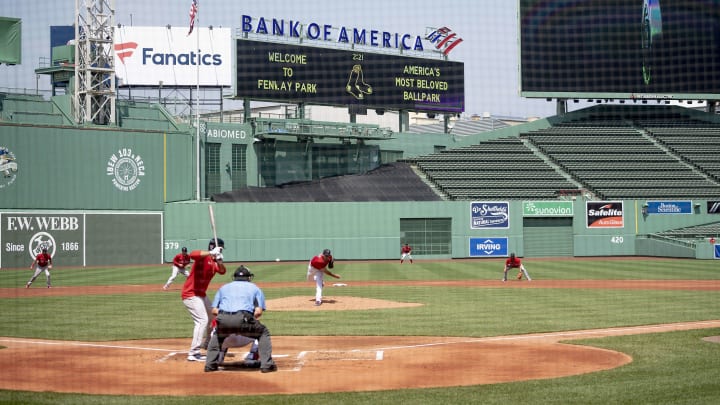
161, 200, 720, 263
0, 123, 194, 210
1, 200, 715, 268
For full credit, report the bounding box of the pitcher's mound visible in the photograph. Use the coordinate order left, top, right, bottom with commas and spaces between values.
267, 296, 422, 311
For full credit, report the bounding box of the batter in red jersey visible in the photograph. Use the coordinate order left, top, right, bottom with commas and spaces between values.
306, 249, 340, 306
182, 238, 226, 361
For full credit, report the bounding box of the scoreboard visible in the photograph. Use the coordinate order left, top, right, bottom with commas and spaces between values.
235, 39, 464, 113
520, 0, 720, 99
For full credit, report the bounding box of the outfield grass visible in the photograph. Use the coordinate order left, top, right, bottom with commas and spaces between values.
1, 258, 719, 404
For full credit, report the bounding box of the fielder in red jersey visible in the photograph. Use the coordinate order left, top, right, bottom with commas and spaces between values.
163, 247, 192, 290
502, 252, 532, 282
26, 247, 53, 288
400, 243, 413, 264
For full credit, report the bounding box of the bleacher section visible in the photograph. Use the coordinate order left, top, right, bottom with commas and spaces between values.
645, 126, 720, 182
0, 93, 70, 125
407, 137, 580, 200
524, 121, 720, 199
654, 221, 720, 240
403, 106, 720, 201
0, 92, 186, 132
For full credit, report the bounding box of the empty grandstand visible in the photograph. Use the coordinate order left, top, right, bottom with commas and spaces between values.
406, 105, 720, 201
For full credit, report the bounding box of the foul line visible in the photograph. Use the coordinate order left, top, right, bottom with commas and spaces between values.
0, 339, 179, 352
358, 320, 720, 352
2, 320, 717, 372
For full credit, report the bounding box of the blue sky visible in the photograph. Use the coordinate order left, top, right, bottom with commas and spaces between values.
1, 0, 567, 118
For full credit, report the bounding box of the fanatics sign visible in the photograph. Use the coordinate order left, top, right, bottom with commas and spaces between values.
114, 26, 232, 87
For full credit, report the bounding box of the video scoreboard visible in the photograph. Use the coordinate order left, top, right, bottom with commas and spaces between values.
235, 39, 464, 113
520, 0, 720, 99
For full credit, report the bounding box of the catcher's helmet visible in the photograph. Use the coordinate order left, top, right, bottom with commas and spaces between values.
322, 248, 332, 256
208, 238, 225, 249
233, 265, 254, 281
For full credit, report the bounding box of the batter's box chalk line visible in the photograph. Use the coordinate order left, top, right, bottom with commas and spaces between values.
292, 350, 384, 371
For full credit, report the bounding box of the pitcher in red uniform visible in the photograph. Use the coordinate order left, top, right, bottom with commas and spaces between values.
306, 248, 340, 306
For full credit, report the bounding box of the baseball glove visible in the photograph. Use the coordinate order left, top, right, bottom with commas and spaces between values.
328, 260, 334, 269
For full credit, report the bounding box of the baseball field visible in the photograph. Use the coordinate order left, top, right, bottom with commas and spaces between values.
1, 257, 719, 404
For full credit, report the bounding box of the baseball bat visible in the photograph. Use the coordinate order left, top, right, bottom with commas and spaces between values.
208, 205, 218, 250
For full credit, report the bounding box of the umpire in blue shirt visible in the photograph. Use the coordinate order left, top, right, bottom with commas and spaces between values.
204, 265, 277, 373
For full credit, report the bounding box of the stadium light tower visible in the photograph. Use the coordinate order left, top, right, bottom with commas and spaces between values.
74, 0, 116, 125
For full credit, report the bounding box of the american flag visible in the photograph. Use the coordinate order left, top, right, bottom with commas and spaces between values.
187, 0, 198, 36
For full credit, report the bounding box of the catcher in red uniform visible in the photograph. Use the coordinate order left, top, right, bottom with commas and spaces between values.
306, 249, 340, 306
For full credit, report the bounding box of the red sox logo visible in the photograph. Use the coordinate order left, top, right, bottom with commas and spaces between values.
114, 42, 138, 64
29, 232, 55, 260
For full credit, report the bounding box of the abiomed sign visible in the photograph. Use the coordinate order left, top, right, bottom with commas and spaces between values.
523, 201, 573, 217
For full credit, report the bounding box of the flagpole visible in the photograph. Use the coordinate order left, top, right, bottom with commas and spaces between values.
195, 0, 201, 201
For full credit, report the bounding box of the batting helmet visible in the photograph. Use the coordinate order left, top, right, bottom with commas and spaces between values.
208, 238, 225, 250
233, 265, 254, 281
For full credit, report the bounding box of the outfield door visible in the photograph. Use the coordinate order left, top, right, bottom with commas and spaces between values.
522, 217, 573, 257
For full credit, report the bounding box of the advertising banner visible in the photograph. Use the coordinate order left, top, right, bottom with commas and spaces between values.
1, 212, 162, 268
646, 201, 692, 214
1, 214, 84, 267
522, 201, 573, 217
707, 201, 720, 214
469, 237, 508, 257
470, 202, 509, 229
586, 201, 624, 228
114, 26, 232, 86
